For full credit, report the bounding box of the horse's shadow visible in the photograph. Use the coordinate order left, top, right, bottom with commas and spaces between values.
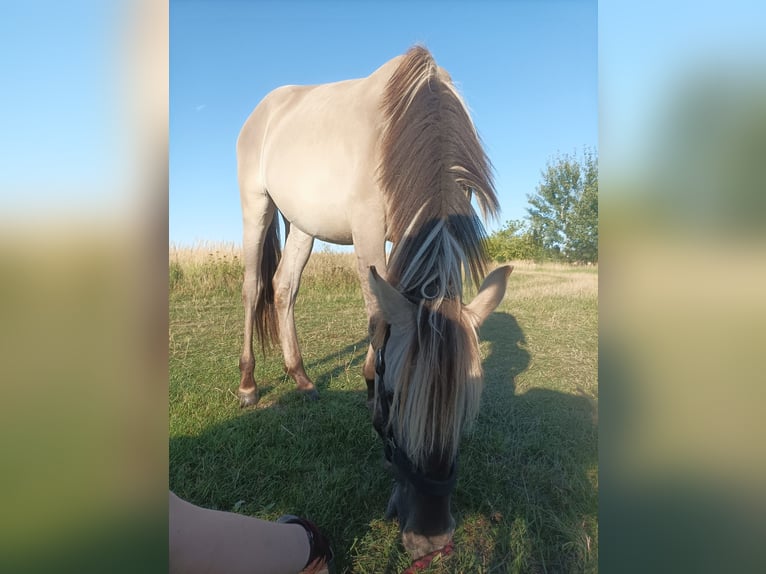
250, 337, 369, 405
480, 310, 531, 391
303, 337, 370, 385
456, 311, 598, 571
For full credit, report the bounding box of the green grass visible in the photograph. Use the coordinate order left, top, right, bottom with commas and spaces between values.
169, 252, 598, 573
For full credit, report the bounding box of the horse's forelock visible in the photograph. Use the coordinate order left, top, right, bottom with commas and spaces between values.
389, 299, 482, 471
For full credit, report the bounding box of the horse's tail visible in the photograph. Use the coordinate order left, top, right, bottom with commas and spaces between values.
254, 211, 281, 353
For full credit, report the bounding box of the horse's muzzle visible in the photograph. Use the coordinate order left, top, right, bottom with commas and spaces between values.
401, 527, 455, 560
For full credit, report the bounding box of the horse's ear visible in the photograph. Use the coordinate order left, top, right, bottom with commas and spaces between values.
368, 266, 416, 328
466, 265, 513, 327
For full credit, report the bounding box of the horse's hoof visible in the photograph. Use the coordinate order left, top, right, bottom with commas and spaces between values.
238, 389, 259, 408
302, 388, 319, 401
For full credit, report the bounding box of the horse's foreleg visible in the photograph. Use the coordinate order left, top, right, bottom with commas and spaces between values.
363, 344, 377, 404
273, 227, 317, 399
351, 229, 388, 404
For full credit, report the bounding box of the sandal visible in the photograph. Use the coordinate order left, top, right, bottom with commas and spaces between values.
277, 515, 335, 574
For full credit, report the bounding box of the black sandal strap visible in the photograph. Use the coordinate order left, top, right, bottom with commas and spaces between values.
277, 515, 334, 572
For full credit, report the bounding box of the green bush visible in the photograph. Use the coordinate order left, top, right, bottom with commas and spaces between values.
486, 220, 546, 262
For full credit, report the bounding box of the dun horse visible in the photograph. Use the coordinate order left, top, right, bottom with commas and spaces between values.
237, 46, 512, 559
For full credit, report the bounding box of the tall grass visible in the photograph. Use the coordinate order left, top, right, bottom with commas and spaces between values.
170, 242, 359, 297
169, 244, 598, 573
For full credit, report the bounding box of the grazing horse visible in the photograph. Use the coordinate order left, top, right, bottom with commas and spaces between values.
237, 45, 512, 558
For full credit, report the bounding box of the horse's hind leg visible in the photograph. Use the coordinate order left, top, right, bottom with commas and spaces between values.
273, 226, 317, 399
239, 194, 277, 407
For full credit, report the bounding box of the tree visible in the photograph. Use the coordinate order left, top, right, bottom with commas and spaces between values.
527, 150, 598, 263
566, 154, 598, 263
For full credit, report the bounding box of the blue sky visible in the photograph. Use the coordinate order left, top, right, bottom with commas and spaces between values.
1, 2, 122, 215
169, 0, 598, 247
599, 0, 766, 184
2, 2, 763, 246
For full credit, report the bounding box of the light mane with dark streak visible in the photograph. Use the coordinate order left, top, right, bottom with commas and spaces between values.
375, 46, 499, 469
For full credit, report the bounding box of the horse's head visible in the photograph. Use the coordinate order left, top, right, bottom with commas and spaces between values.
368, 265, 512, 559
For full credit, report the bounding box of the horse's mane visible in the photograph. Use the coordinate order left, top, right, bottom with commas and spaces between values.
378, 45, 498, 288
375, 46, 499, 470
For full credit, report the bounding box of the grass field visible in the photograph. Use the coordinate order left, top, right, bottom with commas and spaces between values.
169, 246, 598, 573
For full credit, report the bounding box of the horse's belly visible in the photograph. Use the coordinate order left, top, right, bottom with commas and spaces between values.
264, 138, 375, 245
271, 180, 355, 245
289, 206, 354, 245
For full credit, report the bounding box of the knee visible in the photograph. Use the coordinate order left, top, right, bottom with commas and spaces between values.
362, 357, 376, 382
367, 313, 382, 339
273, 273, 296, 308
273, 283, 290, 309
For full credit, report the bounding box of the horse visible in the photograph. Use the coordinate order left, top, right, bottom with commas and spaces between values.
236, 45, 512, 559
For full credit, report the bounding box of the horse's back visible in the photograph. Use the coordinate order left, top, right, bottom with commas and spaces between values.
237, 57, 403, 243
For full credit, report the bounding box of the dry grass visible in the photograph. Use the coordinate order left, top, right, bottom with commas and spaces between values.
506, 260, 598, 272
169, 242, 597, 299
169, 243, 360, 293
500, 264, 598, 301
170, 241, 242, 265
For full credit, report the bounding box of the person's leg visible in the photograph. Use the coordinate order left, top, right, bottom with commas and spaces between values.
169, 491, 310, 574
